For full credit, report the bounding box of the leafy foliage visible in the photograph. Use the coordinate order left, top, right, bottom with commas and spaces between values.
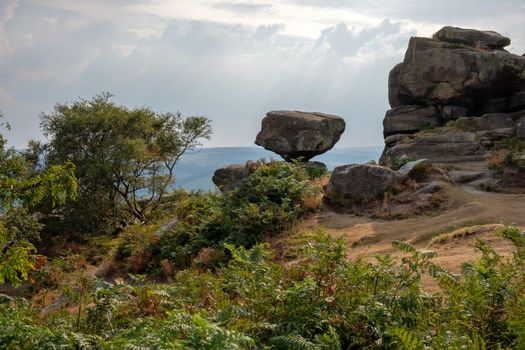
0, 113, 77, 287
390, 156, 417, 171
2, 226, 525, 349
39, 93, 211, 232
118, 161, 320, 272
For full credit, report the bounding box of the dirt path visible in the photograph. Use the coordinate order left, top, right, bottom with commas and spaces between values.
297, 185, 525, 276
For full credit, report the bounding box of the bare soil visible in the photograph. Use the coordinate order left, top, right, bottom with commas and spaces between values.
293, 183, 525, 289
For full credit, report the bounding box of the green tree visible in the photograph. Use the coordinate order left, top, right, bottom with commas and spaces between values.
0, 113, 77, 286
40, 93, 211, 230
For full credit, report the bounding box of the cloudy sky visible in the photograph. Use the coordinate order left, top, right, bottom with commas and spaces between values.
1, 0, 524, 148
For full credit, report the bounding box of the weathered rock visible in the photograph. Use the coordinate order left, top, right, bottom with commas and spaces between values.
384, 133, 413, 147
394, 36, 525, 107
382, 131, 483, 164
383, 105, 439, 137
327, 164, 396, 204
212, 161, 261, 192
441, 105, 469, 121
476, 128, 516, 138
433, 26, 511, 50
415, 181, 443, 195
517, 117, 525, 139
448, 170, 487, 184
388, 63, 403, 107
382, 27, 525, 166
255, 110, 346, 161
476, 128, 516, 148
397, 159, 430, 180
455, 113, 514, 131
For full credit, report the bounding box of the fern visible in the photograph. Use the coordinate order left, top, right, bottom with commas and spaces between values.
390, 327, 425, 350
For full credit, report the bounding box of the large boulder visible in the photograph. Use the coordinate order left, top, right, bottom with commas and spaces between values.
327, 164, 396, 204
433, 26, 510, 50
388, 63, 403, 107
255, 110, 345, 161
383, 105, 439, 137
381, 27, 525, 165
212, 161, 260, 192
393, 36, 525, 109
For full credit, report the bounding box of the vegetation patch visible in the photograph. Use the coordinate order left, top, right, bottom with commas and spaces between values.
410, 218, 494, 245
429, 223, 504, 245
114, 161, 320, 274
1, 227, 525, 349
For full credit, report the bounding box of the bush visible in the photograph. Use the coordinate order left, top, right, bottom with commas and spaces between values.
488, 137, 525, 170
118, 161, 320, 273
390, 156, 417, 171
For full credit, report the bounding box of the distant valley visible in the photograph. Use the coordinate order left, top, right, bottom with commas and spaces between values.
173, 146, 383, 190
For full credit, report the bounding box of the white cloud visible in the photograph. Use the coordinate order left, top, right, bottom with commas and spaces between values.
0, 0, 524, 149
0, 0, 18, 60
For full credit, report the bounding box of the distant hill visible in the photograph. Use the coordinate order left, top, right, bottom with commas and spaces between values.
173, 146, 383, 191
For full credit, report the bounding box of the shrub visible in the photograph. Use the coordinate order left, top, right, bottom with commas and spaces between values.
122, 161, 320, 273
390, 156, 417, 171
2, 226, 524, 349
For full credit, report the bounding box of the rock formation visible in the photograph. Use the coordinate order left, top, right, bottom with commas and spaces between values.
212, 160, 261, 192
382, 26, 525, 164
327, 164, 396, 204
255, 110, 346, 161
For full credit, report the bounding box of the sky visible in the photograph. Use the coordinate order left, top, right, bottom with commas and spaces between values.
0, 0, 524, 149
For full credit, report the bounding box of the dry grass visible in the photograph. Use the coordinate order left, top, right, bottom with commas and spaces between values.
487, 149, 507, 169
409, 218, 494, 245
428, 223, 504, 246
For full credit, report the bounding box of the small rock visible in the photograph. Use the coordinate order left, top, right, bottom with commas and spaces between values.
212, 161, 261, 192
327, 164, 396, 204
415, 181, 443, 195
397, 159, 429, 180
